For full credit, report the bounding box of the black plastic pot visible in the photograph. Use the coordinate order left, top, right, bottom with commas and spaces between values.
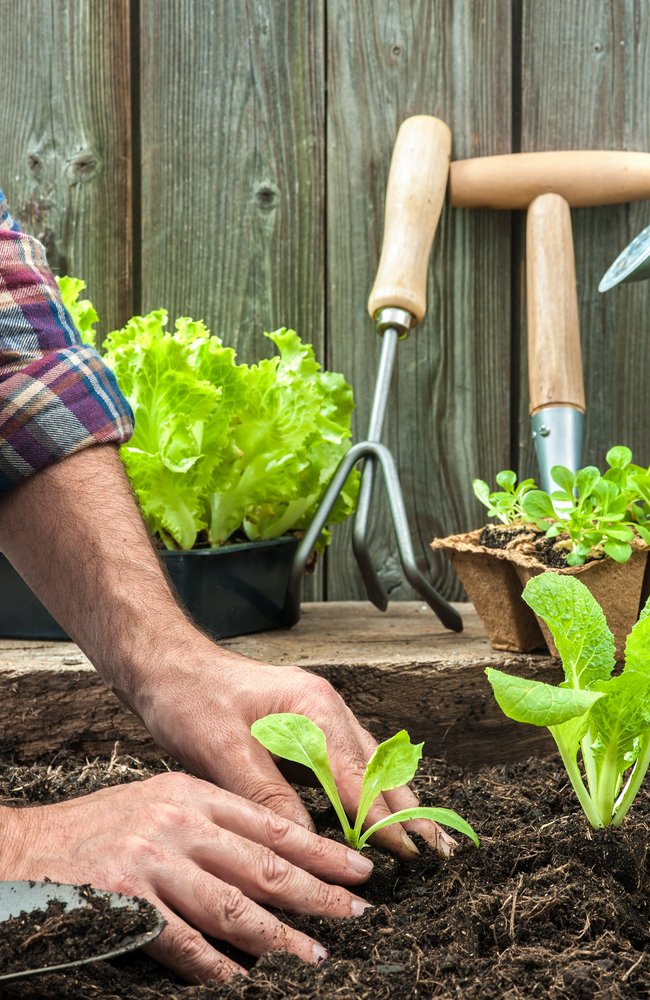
0, 536, 301, 641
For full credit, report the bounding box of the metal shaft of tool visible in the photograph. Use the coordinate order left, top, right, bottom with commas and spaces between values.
287, 438, 462, 631
351, 326, 400, 610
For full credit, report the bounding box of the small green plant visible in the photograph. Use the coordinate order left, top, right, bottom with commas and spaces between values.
251, 713, 478, 850
472, 470, 536, 525
521, 463, 636, 566
486, 573, 650, 829
474, 448, 650, 567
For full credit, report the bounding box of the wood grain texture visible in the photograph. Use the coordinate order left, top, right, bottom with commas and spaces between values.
139, 0, 324, 359
518, 0, 650, 479
139, 0, 325, 599
0, 0, 133, 336
526, 193, 585, 412
0, 604, 560, 767
325, 0, 512, 603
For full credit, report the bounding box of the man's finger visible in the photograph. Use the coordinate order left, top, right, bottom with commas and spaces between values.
195, 787, 374, 884
145, 902, 246, 984
218, 740, 317, 831
156, 862, 331, 967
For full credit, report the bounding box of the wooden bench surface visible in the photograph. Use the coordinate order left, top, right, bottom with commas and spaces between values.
0, 602, 560, 766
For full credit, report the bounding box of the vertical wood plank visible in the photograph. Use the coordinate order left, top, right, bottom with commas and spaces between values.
139, 0, 326, 599
326, 0, 513, 602
139, 0, 325, 361
518, 0, 650, 480
0, 0, 133, 335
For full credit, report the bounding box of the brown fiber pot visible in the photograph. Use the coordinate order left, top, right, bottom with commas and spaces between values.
431, 529, 649, 660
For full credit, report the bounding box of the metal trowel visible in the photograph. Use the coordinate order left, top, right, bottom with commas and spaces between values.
0, 880, 164, 982
599, 223, 650, 291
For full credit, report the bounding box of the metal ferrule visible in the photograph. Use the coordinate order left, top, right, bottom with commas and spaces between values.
531, 406, 584, 493
373, 307, 414, 338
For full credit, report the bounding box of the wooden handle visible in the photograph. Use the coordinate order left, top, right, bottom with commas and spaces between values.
368, 116, 451, 323
527, 193, 585, 414
450, 150, 650, 209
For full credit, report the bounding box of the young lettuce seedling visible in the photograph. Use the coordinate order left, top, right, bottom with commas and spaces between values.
486, 573, 650, 829
251, 713, 478, 850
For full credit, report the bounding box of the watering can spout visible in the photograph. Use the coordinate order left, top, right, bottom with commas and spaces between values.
599, 223, 650, 291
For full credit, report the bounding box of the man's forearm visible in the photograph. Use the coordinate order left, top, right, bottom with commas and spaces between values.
0, 443, 197, 710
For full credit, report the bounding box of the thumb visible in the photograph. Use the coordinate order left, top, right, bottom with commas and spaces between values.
221, 741, 317, 832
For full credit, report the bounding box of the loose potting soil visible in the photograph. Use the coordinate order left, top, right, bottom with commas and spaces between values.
479, 524, 578, 569
0, 889, 158, 977
0, 750, 649, 999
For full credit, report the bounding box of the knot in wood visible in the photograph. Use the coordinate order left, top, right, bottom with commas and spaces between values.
66, 150, 100, 184
255, 183, 279, 212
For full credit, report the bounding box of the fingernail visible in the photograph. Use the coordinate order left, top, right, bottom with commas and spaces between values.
438, 830, 457, 858
346, 850, 374, 876
312, 944, 329, 964
401, 831, 420, 856
351, 897, 373, 916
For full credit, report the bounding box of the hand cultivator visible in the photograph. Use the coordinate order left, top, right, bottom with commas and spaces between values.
287, 117, 462, 633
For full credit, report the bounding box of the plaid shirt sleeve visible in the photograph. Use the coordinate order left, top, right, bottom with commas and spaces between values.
0, 190, 133, 493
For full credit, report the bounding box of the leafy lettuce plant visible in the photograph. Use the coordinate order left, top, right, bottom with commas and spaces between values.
486, 573, 650, 829
57, 279, 359, 551
251, 713, 478, 850
472, 470, 536, 525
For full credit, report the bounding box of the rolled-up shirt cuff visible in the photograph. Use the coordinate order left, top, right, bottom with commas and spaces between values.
0, 344, 133, 492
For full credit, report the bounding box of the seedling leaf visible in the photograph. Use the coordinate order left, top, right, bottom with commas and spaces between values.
485, 667, 603, 727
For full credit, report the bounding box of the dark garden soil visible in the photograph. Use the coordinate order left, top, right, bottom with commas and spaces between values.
0, 749, 649, 999
479, 524, 576, 569
0, 887, 158, 977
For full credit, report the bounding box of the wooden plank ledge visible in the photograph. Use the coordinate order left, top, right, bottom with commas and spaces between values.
0, 602, 561, 766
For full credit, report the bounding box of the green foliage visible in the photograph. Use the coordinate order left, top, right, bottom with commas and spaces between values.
472, 471, 536, 525
251, 713, 478, 850
56, 276, 99, 348
486, 573, 650, 829
521, 463, 636, 567
475, 449, 650, 566
60, 279, 359, 550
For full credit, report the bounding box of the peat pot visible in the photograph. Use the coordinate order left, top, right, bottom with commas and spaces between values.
0, 536, 301, 642
431, 529, 649, 660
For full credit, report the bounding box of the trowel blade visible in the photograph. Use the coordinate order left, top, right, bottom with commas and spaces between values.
0, 880, 164, 981
599, 223, 650, 291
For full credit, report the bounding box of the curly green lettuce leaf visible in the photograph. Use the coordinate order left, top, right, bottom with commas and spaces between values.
55, 276, 99, 347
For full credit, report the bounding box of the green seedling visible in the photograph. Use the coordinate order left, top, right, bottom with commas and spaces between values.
251, 713, 478, 850
472, 470, 536, 525
486, 573, 650, 829
521, 463, 636, 566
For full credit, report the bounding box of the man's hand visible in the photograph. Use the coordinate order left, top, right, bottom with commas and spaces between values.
1, 772, 373, 982
135, 642, 457, 860
0, 445, 455, 867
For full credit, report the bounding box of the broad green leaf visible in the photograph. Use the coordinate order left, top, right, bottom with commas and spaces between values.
522, 574, 615, 689
485, 667, 603, 726
495, 470, 517, 491
522, 490, 557, 521
575, 466, 600, 498
624, 608, 650, 676
354, 731, 423, 837
602, 540, 632, 563
472, 479, 491, 507
251, 713, 351, 838
589, 673, 650, 777
551, 465, 576, 496
358, 807, 479, 850
606, 445, 632, 469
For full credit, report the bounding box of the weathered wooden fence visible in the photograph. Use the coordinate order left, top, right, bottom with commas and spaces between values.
1, 0, 649, 605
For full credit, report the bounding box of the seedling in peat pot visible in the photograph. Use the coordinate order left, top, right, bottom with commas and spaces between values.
251, 713, 478, 849
486, 573, 650, 829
